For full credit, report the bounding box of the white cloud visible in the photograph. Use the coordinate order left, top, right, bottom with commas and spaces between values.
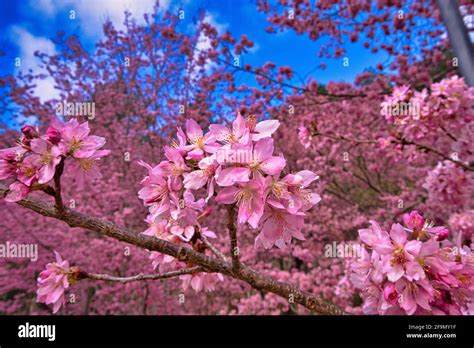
9, 26, 60, 102
203, 12, 228, 33
28, 0, 166, 38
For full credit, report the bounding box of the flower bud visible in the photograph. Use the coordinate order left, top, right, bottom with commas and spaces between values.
46, 126, 61, 144
383, 283, 398, 304
21, 125, 38, 139
435, 227, 449, 241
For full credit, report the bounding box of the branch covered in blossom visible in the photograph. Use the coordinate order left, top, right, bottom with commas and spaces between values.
0, 183, 345, 315
0, 111, 351, 314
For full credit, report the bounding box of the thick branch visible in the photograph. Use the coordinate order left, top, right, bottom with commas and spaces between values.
79, 266, 202, 283
0, 183, 346, 315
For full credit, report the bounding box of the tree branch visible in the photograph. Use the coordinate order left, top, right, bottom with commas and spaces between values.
79, 266, 202, 283
200, 234, 227, 261
226, 205, 240, 273
0, 183, 346, 315
398, 138, 474, 171
315, 131, 474, 172
53, 157, 65, 213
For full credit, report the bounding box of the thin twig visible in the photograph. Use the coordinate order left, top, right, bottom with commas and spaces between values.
53, 157, 65, 213
201, 235, 227, 261
227, 205, 240, 273
80, 266, 202, 283
398, 139, 474, 171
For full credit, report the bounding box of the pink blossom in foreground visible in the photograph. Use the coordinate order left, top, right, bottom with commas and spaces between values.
29, 138, 62, 184
66, 149, 111, 185
4, 181, 31, 202
245, 114, 280, 141
0, 147, 22, 180
1, 118, 110, 204
402, 211, 425, 232
183, 155, 217, 200
216, 178, 266, 228
59, 119, 106, 158
255, 199, 305, 249
351, 212, 474, 315
209, 112, 250, 146
36, 251, 71, 314
136, 113, 322, 293
184, 119, 219, 160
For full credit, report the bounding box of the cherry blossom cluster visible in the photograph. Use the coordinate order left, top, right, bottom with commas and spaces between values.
350, 211, 474, 315
138, 113, 321, 290
383, 76, 474, 145
423, 160, 473, 209
449, 210, 474, 248
0, 118, 110, 202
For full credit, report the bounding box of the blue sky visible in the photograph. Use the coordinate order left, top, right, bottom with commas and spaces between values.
0, 0, 390, 103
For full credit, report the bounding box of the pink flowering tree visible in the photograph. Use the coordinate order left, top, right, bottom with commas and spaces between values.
0, 1, 473, 315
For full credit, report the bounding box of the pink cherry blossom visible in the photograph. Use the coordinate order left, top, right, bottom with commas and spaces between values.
16, 155, 38, 186
255, 199, 305, 249
216, 178, 266, 228
59, 119, 106, 158
29, 138, 62, 184
0, 147, 22, 180
45, 126, 61, 145
248, 138, 286, 177
183, 156, 217, 200
138, 160, 178, 219
281, 170, 320, 213
158, 146, 190, 190
36, 251, 71, 314
245, 114, 280, 141
149, 252, 182, 273
66, 149, 111, 185
402, 211, 425, 232
352, 212, 474, 315
184, 119, 219, 160
209, 112, 250, 146
4, 181, 31, 202
395, 277, 434, 315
